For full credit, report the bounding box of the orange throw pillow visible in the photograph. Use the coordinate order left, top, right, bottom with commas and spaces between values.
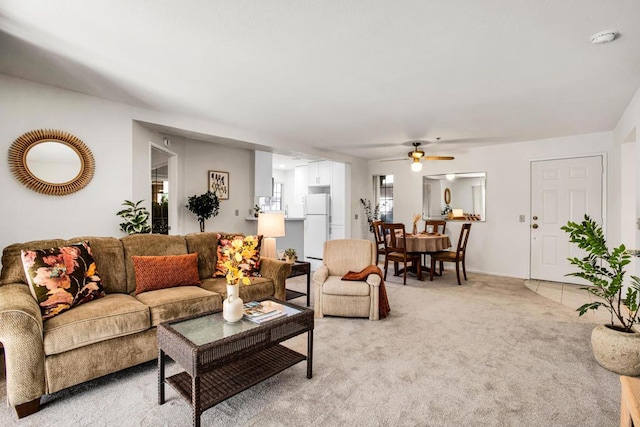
132, 253, 201, 295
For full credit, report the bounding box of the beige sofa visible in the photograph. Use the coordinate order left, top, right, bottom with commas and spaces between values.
0, 232, 291, 418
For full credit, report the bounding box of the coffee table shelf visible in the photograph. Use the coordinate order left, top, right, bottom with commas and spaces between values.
158, 298, 313, 427
166, 344, 305, 410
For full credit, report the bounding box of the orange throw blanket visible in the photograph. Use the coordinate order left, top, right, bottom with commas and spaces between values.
341, 265, 390, 319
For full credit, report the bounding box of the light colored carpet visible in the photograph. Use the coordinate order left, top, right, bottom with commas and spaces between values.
0, 272, 620, 426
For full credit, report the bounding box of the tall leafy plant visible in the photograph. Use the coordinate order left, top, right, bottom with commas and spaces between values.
359, 198, 380, 233
185, 191, 220, 232
116, 200, 151, 234
562, 215, 640, 332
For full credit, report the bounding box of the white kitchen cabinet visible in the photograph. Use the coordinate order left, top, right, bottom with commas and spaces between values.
294, 165, 308, 204
330, 161, 345, 225
307, 160, 331, 186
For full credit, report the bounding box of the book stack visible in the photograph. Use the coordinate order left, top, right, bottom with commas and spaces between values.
243, 301, 286, 324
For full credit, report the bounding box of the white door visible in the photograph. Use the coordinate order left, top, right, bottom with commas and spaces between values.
530, 156, 603, 284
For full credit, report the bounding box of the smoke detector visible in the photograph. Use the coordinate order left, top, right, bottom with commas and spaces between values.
591, 30, 618, 44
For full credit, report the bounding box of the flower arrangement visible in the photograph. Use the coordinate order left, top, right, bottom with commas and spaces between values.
412, 213, 421, 234
221, 235, 259, 286
284, 248, 297, 263
360, 198, 380, 233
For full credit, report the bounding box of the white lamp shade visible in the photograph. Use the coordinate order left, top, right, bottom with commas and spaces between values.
258, 213, 285, 259
257, 213, 285, 237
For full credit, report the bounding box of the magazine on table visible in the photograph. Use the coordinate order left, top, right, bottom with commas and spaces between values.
243, 301, 286, 323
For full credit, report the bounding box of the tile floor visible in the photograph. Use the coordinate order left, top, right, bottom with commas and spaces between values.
524, 279, 612, 323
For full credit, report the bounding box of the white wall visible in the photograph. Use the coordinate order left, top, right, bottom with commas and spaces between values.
614, 85, 640, 278
0, 75, 133, 252
368, 132, 618, 279
0, 74, 367, 266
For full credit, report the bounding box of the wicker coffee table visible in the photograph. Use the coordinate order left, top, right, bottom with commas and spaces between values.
157, 298, 313, 427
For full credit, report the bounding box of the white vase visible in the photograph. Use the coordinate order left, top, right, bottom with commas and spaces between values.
223, 284, 243, 323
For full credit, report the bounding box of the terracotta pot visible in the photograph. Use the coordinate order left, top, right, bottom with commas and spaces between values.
591, 324, 640, 376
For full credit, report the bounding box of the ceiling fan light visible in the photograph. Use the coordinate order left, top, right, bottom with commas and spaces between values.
411, 159, 422, 172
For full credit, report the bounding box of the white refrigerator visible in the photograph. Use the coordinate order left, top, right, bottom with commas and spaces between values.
304, 194, 330, 260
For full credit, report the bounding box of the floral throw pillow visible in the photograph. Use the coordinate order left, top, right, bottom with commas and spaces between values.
213, 234, 263, 278
21, 242, 105, 320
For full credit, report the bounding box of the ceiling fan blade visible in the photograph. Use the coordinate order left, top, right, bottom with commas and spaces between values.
424, 156, 455, 161
379, 158, 406, 162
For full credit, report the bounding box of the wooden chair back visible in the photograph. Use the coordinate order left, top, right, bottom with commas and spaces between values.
424, 219, 447, 234
371, 220, 386, 263
382, 223, 407, 254
456, 223, 472, 259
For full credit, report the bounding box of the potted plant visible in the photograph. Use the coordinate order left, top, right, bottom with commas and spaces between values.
284, 248, 297, 264
185, 191, 220, 232
253, 204, 262, 218
116, 200, 151, 234
562, 214, 640, 375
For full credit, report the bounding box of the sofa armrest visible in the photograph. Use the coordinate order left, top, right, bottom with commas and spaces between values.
366, 273, 381, 287
0, 284, 46, 409
259, 258, 292, 301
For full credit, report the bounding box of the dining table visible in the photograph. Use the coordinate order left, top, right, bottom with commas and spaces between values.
385, 232, 452, 280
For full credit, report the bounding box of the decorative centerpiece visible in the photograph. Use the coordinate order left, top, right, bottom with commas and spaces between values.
284, 248, 297, 264
562, 215, 640, 375
412, 213, 421, 235
221, 235, 259, 322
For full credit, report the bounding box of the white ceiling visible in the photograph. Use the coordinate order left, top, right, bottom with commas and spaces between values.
1, 1, 639, 160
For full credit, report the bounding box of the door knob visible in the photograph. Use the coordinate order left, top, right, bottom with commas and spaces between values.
532, 224, 539, 229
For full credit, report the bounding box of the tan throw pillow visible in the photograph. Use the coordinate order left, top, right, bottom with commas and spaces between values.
213, 234, 263, 278
132, 253, 201, 295
21, 241, 105, 320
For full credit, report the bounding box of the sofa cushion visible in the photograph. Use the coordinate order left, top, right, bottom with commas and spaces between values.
21, 241, 105, 320
214, 234, 262, 278
70, 236, 127, 294
201, 276, 274, 302
132, 253, 201, 295
135, 286, 220, 327
121, 234, 188, 294
321, 276, 370, 296
185, 232, 222, 279
43, 293, 150, 355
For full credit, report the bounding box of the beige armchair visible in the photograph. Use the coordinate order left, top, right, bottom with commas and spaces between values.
313, 239, 380, 320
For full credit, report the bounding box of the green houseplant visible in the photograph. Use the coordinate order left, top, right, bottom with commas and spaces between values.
562, 214, 640, 375
284, 248, 297, 264
116, 200, 151, 234
185, 191, 220, 232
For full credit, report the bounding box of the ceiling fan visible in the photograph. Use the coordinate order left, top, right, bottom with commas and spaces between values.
381, 141, 454, 172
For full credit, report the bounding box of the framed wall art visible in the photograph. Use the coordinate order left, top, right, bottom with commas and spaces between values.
208, 170, 229, 200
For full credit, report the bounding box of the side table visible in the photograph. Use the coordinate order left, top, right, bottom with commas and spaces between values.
285, 260, 311, 306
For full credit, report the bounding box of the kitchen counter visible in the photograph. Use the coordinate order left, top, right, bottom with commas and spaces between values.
244, 217, 306, 221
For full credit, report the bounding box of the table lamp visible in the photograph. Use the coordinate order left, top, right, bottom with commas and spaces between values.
257, 212, 285, 259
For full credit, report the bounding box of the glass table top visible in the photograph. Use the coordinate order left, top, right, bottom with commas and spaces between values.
169, 299, 304, 346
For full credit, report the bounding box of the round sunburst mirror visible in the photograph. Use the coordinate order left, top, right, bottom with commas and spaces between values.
8, 129, 95, 196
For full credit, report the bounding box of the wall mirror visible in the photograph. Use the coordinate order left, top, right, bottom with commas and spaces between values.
423, 172, 486, 221
8, 129, 95, 196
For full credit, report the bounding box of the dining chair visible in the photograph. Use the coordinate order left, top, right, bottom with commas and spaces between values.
371, 220, 386, 265
429, 223, 472, 286
382, 223, 422, 285
423, 219, 447, 266
424, 219, 447, 234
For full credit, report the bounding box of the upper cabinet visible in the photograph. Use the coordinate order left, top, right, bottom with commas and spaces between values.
294, 165, 308, 204
254, 151, 273, 197
307, 160, 331, 186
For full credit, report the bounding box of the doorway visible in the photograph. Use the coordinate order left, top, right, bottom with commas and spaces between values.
150, 144, 178, 235
530, 155, 604, 284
